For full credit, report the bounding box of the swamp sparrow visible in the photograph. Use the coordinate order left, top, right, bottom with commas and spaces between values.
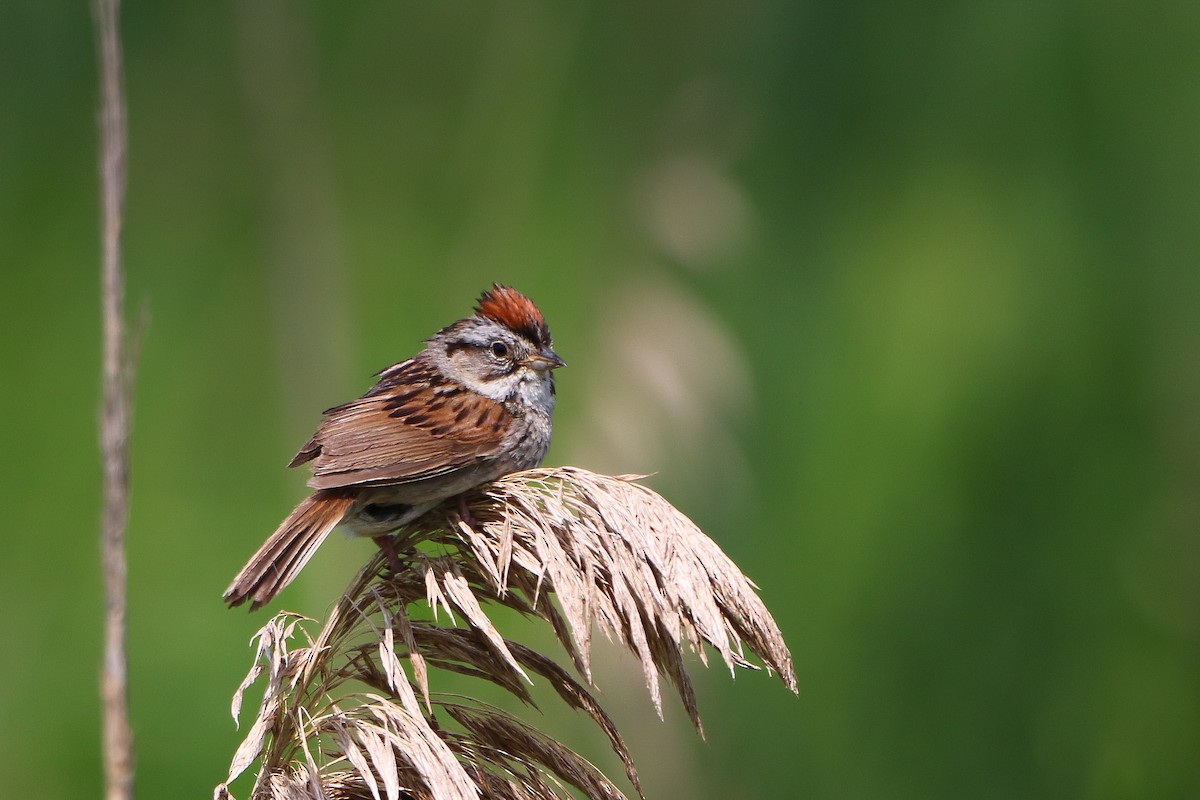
224, 285, 564, 610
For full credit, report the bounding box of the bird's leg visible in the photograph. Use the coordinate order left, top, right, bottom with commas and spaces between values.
373, 534, 404, 574
457, 494, 478, 531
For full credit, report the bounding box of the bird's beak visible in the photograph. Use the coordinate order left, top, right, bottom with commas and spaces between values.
526, 346, 566, 370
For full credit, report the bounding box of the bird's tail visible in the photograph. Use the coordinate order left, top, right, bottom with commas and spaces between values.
224, 489, 355, 610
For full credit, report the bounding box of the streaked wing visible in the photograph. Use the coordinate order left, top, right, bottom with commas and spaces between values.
290, 359, 511, 490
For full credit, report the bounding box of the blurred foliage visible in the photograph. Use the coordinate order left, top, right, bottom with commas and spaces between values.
1, 2, 1198, 799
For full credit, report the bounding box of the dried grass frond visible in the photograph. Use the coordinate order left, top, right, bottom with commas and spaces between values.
217, 467, 795, 800
447, 468, 797, 718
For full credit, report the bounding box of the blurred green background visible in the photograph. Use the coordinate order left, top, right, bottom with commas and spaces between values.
2, 2, 1198, 798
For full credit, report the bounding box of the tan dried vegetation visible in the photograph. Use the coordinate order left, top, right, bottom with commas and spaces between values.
216, 467, 796, 800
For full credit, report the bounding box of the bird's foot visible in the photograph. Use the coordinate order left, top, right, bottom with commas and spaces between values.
373, 534, 404, 574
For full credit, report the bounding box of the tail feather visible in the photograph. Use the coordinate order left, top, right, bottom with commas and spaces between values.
224, 490, 355, 610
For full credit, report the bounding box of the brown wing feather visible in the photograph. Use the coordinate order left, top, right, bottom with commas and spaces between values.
290, 359, 510, 490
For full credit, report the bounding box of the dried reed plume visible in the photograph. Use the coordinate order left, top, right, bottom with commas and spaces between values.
217, 467, 796, 800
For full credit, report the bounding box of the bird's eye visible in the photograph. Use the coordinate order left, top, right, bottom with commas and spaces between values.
490, 341, 509, 358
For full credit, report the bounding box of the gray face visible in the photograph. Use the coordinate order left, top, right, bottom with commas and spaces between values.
431, 318, 557, 406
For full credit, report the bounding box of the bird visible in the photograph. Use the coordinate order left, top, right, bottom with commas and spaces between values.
224, 284, 564, 610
